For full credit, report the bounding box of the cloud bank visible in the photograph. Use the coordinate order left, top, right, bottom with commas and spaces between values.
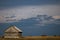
0, 5, 60, 23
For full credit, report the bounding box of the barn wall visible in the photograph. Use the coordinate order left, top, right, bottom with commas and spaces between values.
4, 36, 19, 38
4, 32, 22, 38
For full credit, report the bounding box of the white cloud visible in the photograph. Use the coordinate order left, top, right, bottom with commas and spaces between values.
0, 16, 6, 23
53, 16, 60, 19
0, 5, 60, 23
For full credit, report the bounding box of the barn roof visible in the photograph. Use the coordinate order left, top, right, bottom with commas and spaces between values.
5, 25, 22, 32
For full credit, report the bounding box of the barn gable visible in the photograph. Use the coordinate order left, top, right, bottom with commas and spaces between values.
5, 25, 22, 32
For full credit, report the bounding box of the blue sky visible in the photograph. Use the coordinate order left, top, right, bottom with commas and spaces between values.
0, 0, 60, 36
0, 0, 60, 9
0, 0, 60, 23
0, 0, 60, 6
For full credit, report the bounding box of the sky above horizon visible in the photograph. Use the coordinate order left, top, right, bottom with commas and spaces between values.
0, 0, 60, 23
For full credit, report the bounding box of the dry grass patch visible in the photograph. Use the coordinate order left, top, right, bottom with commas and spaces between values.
0, 36, 60, 40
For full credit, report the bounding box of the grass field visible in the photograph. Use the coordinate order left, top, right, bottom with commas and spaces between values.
0, 36, 60, 40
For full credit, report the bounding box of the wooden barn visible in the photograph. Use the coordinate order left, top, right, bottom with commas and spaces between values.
4, 25, 22, 38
